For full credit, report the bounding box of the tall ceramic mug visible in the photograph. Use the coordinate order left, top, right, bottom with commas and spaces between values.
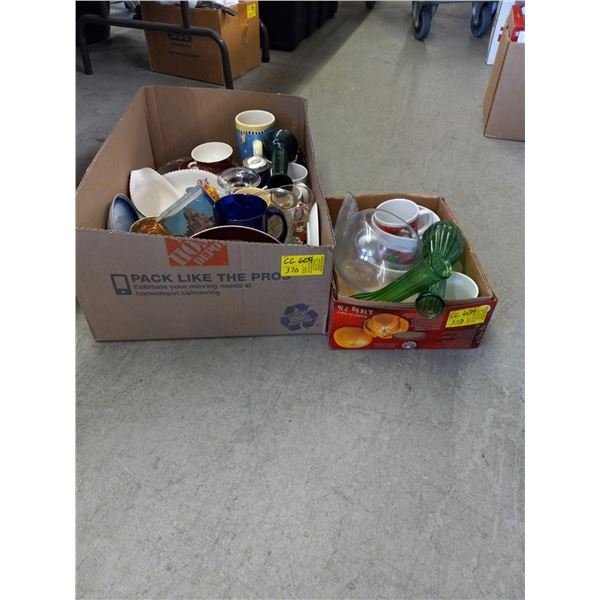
235, 110, 276, 160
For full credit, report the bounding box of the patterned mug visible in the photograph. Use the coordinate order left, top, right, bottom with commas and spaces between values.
235, 110, 276, 160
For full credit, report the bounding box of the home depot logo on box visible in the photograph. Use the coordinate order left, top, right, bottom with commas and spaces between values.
165, 239, 229, 267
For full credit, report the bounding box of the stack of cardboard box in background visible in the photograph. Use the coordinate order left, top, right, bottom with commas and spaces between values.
484, 2, 525, 141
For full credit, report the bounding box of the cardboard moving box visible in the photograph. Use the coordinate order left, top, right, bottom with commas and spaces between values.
483, 8, 525, 141
141, 1, 260, 85
327, 194, 497, 350
76, 86, 334, 341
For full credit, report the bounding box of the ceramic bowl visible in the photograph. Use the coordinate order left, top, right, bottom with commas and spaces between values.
190, 225, 281, 244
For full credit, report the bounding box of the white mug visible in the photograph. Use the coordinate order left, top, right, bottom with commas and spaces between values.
445, 272, 479, 300
287, 162, 308, 185
376, 198, 427, 232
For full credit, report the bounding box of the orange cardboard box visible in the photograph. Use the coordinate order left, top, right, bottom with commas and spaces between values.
327, 194, 498, 350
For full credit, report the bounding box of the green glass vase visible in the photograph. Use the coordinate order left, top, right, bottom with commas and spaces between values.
415, 221, 465, 317
415, 279, 447, 318
352, 253, 453, 303
421, 220, 464, 264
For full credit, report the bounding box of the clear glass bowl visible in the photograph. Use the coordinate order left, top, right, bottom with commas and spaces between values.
334, 208, 421, 293
217, 167, 261, 193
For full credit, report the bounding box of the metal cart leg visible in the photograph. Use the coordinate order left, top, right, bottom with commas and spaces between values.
76, 1, 234, 89
259, 19, 270, 63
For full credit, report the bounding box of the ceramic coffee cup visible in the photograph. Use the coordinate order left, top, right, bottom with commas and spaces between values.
376, 198, 432, 235
214, 194, 288, 243
444, 272, 479, 300
235, 110, 276, 160
370, 209, 420, 266
188, 142, 235, 174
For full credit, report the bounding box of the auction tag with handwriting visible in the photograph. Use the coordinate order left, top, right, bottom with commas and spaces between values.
281, 254, 325, 277
445, 305, 490, 328
247, 3, 257, 18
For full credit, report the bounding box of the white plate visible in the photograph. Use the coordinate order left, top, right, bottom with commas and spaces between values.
307, 203, 319, 246
164, 169, 225, 197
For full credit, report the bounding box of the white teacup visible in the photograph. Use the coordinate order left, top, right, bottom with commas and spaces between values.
191, 141, 233, 166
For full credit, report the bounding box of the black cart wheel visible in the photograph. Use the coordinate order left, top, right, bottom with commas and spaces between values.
413, 4, 433, 41
471, 2, 495, 37
365, 1, 376, 9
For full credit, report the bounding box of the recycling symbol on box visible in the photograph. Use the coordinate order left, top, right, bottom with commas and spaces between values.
280, 304, 319, 331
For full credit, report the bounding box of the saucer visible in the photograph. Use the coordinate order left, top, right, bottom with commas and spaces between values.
163, 169, 227, 196
164, 169, 225, 197
190, 225, 281, 244
307, 203, 319, 246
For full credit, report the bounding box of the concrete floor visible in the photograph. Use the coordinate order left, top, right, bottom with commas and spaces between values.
76, 2, 524, 599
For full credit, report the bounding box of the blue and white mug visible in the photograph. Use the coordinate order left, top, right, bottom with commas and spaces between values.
235, 110, 276, 160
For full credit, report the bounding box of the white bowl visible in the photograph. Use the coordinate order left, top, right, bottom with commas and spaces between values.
129, 168, 181, 217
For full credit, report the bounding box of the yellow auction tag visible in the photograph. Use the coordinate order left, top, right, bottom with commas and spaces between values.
281, 254, 325, 277
247, 3, 257, 18
445, 305, 490, 328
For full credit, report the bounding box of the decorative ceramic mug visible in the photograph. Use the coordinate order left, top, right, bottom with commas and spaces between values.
257, 184, 314, 244
235, 110, 276, 160
376, 198, 430, 234
157, 185, 216, 237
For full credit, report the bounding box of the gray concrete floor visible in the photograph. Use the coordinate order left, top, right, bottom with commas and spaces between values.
77, 2, 524, 598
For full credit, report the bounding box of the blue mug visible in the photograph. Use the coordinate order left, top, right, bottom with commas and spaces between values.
215, 194, 288, 243
235, 110, 276, 160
